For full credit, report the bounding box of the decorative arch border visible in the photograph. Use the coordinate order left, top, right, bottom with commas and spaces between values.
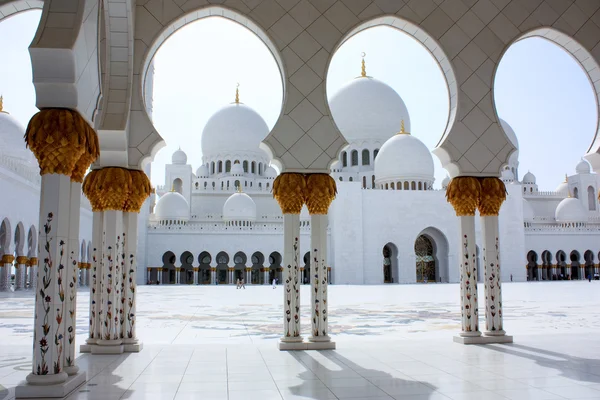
135, 5, 286, 169
326, 15, 458, 156
0, 0, 42, 22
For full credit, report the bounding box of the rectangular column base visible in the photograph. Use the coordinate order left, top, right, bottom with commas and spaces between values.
81, 342, 143, 354
279, 341, 336, 351
16, 371, 86, 399
453, 335, 513, 344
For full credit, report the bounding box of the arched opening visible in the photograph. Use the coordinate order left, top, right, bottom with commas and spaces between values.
243, 160, 248, 173
416, 227, 449, 283
573, 187, 579, 199
494, 34, 598, 189
145, 11, 284, 185
180, 251, 194, 284
172, 178, 183, 194
588, 187, 596, 211
216, 251, 229, 284
415, 235, 434, 283
251, 252, 264, 284
382, 243, 398, 284
527, 251, 538, 281
584, 250, 594, 280
570, 251, 581, 280
303, 252, 310, 285
541, 250, 552, 281
162, 251, 176, 284
351, 150, 358, 166
198, 251, 212, 284
361, 149, 370, 166
342, 151, 347, 167
225, 160, 231, 173
233, 251, 246, 282
268, 252, 282, 284
556, 251, 567, 280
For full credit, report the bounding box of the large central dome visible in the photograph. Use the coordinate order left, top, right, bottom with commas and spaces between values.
329, 77, 411, 143
201, 103, 269, 157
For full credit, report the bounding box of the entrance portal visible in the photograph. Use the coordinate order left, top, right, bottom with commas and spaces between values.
415, 235, 435, 283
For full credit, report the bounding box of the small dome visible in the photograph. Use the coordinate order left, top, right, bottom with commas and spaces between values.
522, 199, 534, 221
374, 132, 434, 185
0, 111, 36, 164
499, 119, 518, 151
264, 166, 277, 178
555, 197, 586, 222
556, 177, 569, 194
155, 191, 190, 221
522, 171, 536, 184
231, 161, 244, 176
196, 164, 209, 177
442, 175, 450, 189
576, 159, 591, 174
223, 192, 256, 221
329, 77, 410, 143
201, 103, 269, 157
172, 148, 187, 165
501, 168, 514, 182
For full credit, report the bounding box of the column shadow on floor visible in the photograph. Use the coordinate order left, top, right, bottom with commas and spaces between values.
288, 350, 439, 399
480, 343, 600, 384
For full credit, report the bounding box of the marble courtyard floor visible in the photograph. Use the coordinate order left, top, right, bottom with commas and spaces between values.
1, 282, 600, 400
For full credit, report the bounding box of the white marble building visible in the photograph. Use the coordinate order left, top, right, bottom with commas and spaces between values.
143, 74, 600, 286
0, 99, 93, 291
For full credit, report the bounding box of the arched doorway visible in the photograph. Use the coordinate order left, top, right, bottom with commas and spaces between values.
556, 251, 567, 280
541, 250, 552, 280
172, 178, 183, 194
415, 236, 435, 283
233, 252, 246, 282
198, 251, 211, 284
216, 251, 229, 284
382, 243, 398, 284
303, 252, 310, 285
527, 251, 538, 281
415, 228, 449, 283
570, 251, 581, 280
584, 250, 594, 280
251, 252, 264, 284
180, 251, 194, 284
162, 251, 176, 284
268, 252, 282, 284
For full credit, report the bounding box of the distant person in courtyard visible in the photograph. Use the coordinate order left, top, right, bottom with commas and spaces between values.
272, 278, 276, 288
241, 278, 246, 289
236, 278, 240, 289
588, 274, 592, 282
510, 274, 513, 282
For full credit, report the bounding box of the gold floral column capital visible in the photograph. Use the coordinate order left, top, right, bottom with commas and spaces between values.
28, 257, 38, 266
124, 169, 152, 213
2, 254, 15, 264
25, 108, 98, 177
305, 173, 337, 215
478, 177, 507, 216
446, 177, 481, 216
273, 173, 307, 214
83, 168, 152, 213
16, 256, 29, 265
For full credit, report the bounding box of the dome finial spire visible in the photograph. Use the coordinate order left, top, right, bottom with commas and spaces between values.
360, 52, 366, 77
235, 82, 240, 104
0, 95, 6, 113
397, 119, 409, 135
237, 183, 242, 193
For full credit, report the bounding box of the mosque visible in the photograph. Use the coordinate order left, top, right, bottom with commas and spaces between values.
139, 63, 600, 287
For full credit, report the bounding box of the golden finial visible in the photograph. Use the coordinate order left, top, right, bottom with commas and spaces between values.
235, 83, 240, 104
171, 184, 175, 192
397, 119, 409, 135
360, 52, 366, 78
0, 95, 5, 113
564, 174, 568, 183
237, 184, 242, 193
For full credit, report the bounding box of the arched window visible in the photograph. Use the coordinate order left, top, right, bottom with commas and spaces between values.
259, 163, 263, 175
339, 177, 343, 181
349, 177, 353, 182
362, 149, 370, 165
373, 149, 379, 160
573, 187, 579, 198
362, 176, 366, 188
226, 160, 231, 173
404, 181, 409, 190
218, 161, 223, 173
243, 160, 248, 173
342, 152, 347, 167
351, 150, 358, 166
397, 182, 401, 190
371, 175, 375, 188
234, 180, 240, 189
411, 181, 416, 190
390, 182, 395, 190
203, 182, 207, 188
385, 183, 388, 190
211, 162, 215, 174
588, 186, 596, 210
172, 178, 183, 193
418, 182, 422, 190
251, 162, 256, 174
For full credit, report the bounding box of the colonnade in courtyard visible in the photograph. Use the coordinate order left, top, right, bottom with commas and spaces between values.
526, 249, 600, 281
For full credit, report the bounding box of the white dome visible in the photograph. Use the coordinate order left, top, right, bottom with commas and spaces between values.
0, 111, 36, 164
329, 77, 410, 143
196, 164, 209, 177
374, 133, 434, 185
201, 103, 269, 157
264, 166, 277, 178
555, 180, 569, 194
501, 168, 514, 182
223, 192, 256, 221
522, 171, 536, 184
522, 199, 534, 221
231, 161, 244, 176
442, 175, 450, 189
155, 191, 190, 221
499, 119, 518, 151
555, 197, 586, 222
171, 148, 187, 164
576, 159, 591, 174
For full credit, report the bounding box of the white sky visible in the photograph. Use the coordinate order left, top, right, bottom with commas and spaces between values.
0, 11, 597, 191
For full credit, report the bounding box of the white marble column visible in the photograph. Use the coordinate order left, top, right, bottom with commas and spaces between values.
175, 267, 181, 284
0, 256, 12, 291
210, 267, 216, 285
63, 181, 81, 375
264, 268, 270, 285
29, 258, 38, 291
83, 212, 102, 352
458, 215, 481, 338
309, 214, 332, 345
280, 214, 302, 348
15, 257, 27, 290
25, 174, 72, 385
97, 210, 124, 350
246, 267, 251, 284
193, 268, 198, 285
481, 215, 508, 338
123, 212, 142, 351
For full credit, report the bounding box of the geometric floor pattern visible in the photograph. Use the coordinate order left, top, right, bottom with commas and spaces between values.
1, 282, 600, 399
